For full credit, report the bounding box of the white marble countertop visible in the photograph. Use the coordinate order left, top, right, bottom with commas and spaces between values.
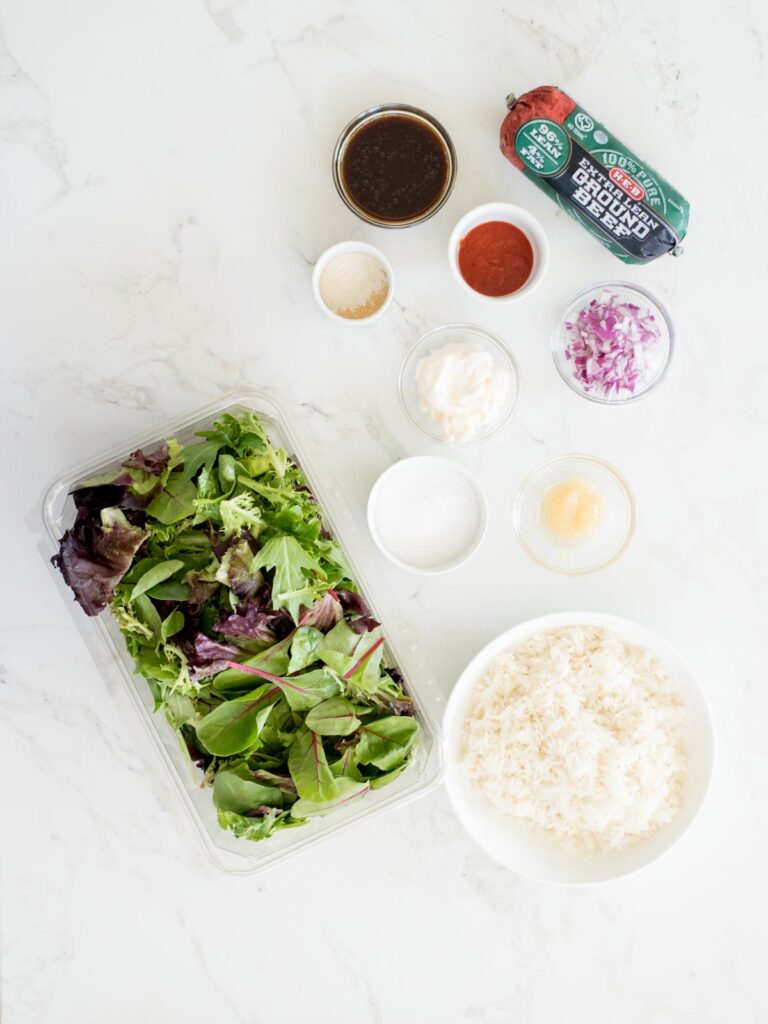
2, 1, 768, 1021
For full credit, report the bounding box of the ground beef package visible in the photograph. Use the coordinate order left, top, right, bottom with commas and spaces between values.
500, 86, 689, 264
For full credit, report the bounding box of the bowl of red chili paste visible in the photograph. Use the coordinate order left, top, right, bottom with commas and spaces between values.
448, 203, 548, 302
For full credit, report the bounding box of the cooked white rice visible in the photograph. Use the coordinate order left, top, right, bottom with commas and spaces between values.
460, 625, 687, 853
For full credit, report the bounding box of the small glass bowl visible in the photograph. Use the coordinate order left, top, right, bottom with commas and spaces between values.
398, 324, 520, 447
513, 454, 635, 574
552, 281, 674, 405
332, 103, 457, 228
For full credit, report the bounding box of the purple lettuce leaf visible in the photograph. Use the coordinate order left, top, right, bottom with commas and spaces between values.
72, 482, 150, 517
245, 805, 279, 818
378, 692, 415, 716
125, 443, 170, 476
52, 508, 148, 616
188, 633, 244, 680
299, 591, 342, 631
214, 602, 292, 643
335, 588, 380, 634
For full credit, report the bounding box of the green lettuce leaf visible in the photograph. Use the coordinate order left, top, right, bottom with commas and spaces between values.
251, 534, 326, 622
213, 766, 285, 814
146, 474, 197, 524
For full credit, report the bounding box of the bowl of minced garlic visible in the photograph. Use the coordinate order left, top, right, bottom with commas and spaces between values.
540, 478, 604, 543
513, 453, 635, 574
313, 241, 394, 324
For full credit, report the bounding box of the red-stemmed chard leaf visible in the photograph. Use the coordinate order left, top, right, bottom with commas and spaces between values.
291, 776, 369, 818
195, 684, 281, 756
343, 636, 384, 680
223, 660, 339, 711
356, 716, 420, 771
287, 726, 337, 802
305, 697, 361, 736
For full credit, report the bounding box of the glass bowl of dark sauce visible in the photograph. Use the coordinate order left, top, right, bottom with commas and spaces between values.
333, 104, 456, 228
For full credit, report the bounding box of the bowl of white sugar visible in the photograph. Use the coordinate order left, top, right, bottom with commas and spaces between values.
367, 456, 488, 573
312, 241, 394, 324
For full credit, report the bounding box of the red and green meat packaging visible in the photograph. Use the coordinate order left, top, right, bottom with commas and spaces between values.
500, 86, 690, 264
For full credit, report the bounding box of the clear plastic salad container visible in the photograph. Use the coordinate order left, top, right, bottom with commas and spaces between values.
41, 389, 444, 874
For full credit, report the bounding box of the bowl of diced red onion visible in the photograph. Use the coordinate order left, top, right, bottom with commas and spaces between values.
552, 282, 674, 405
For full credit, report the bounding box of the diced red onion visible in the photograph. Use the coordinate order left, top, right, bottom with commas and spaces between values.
562, 289, 664, 398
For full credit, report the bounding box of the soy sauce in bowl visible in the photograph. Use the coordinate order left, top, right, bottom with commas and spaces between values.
334, 105, 456, 228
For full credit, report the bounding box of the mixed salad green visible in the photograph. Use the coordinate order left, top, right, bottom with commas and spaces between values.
53, 411, 419, 841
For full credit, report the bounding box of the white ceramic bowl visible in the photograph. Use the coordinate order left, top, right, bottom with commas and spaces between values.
444, 612, 715, 884
367, 456, 488, 574
312, 241, 394, 325
448, 202, 549, 303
